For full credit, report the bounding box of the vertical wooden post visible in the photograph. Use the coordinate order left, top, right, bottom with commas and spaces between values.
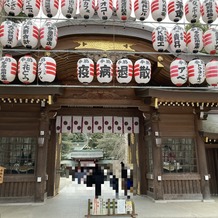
137, 115, 147, 195
35, 111, 49, 202
46, 119, 58, 197
151, 110, 163, 200
195, 115, 211, 200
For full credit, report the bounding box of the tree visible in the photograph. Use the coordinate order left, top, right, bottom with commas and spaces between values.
96, 133, 127, 162
185, 21, 209, 33
61, 133, 89, 159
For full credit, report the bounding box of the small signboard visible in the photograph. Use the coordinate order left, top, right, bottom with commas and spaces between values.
0, 166, 5, 184
117, 199, 126, 214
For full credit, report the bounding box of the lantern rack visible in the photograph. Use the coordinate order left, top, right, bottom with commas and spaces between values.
1, 14, 218, 27
2, 48, 218, 58
0, 84, 218, 91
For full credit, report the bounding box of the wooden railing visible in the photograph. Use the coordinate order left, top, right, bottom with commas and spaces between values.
0, 175, 35, 201
162, 174, 202, 200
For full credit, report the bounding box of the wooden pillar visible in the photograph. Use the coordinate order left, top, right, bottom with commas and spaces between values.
137, 115, 147, 195
151, 111, 163, 200
35, 111, 49, 202
195, 115, 211, 200
46, 119, 58, 197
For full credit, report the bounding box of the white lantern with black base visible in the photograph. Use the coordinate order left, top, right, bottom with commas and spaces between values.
0, 21, 19, 48
38, 57, 56, 82
0, 54, 17, 84
21, 20, 39, 49
151, 0, 167, 22
168, 0, 183, 22
206, 60, 218, 86
186, 27, 203, 53
185, 0, 201, 23
23, 0, 41, 17
188, 59, 205, 85
152, 26, 169, 52
77, 58, 94, 83
42, 0, 59, 18
18, 55, 37, 84
134, 59, 151, 84
116, 58, 133, 84
134, 0, 150, 21
61, 0, 77, 18
170, 58, 188, 86
201, 0, 218, 24
169, 25, 186, 53
79, 0, 95, 19
96, 58, 113, 83
4, 0, 23, 16
96, 0, 113, 20
40, 22, 58, 50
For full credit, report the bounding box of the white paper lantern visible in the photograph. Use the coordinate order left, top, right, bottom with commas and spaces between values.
186, 27, 203, 53
203, 28, 218, 54
96, 58, 113, 83
168, 0, 183, 22
116, 58, 133, 84
185, 0, 201, 23
151, 0, 167, 22
116, 0, 132, 21
21, 20, 39, 49
0, 54, 17, 84
79, 0, 95, 19
134, 0, 150, 21
206, 60, 218, 86
42, 0, 59, 18
201, 0, 218, 24
96, 0, 113, 20
152, 26, 169, 52
4, 0, 23, 16
170, 58, 188, 86
40, 22, 58, 50
38, 57, 56, 82
188, 59, 205, 84
61, 0, 77, 18
0, 20, 19, 48
18, 55, 37, 84
134, 59, 151, 84
77, 58, 94, 83
169, 25, 186, 53
23, 0, 41, 17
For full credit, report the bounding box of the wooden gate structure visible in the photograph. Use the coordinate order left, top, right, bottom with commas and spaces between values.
0, 17, 218, 203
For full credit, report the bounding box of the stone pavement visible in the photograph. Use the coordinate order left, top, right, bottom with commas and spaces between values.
0, 178, 218, 218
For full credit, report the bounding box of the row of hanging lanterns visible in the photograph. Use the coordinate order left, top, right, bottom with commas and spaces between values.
77, 58, 151, 84
0, 55, 56, 84
152, 25, 218, 54
1, 19, 218, 55
1, 0, 218, 23
170, 58, 218, 87
0, 20, 58, 49
78, 57, 218, 86
1, 55, 218, 87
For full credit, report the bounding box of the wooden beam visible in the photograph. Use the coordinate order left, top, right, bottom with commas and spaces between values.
0, 87, 64, 95
136, 88, 218, 102
56, 98, 145, 108
57, 107, 142, 116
